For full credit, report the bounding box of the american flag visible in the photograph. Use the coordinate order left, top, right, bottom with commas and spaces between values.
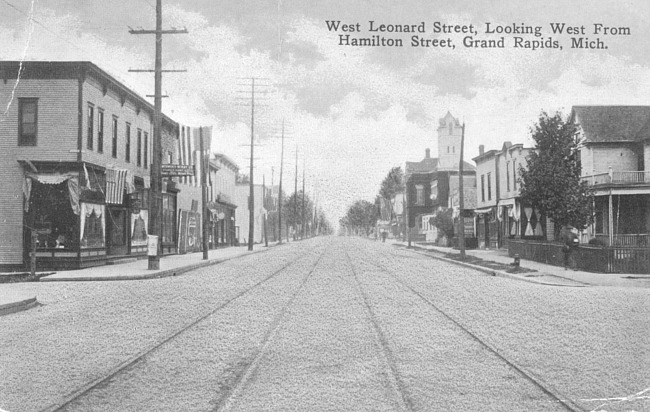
106, 168, 127, 204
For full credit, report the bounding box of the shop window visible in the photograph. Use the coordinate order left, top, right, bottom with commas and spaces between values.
19, 98, 38, 146
130, 210, 148, 246
162, 194, 176, 245
80, 203, 105, 248
30, 181, 78, 249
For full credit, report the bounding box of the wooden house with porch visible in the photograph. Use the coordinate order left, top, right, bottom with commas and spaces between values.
571, 106, 650, 247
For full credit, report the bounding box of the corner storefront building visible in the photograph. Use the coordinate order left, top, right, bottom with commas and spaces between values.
0, 61, 179, 270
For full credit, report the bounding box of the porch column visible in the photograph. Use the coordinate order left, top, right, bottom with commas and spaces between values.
608, 192, 613, 245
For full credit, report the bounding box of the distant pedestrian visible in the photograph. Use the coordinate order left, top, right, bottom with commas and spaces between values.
381, 230, 388, 243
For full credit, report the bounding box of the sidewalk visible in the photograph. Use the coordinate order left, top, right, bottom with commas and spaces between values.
41, 243, 277, 282
391, 239, 650, 288
0, 243, 279, 316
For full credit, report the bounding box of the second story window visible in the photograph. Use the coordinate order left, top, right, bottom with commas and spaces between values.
87, 104, 94, 150
487, 172, 492, 201
513, 160, 517, 190
97, 109, 104, 153
137, 129, 142, 167
506, 161, 511, 191
18, 98, 37, 146
143, 131, 149, 169
415, 185, 424, 206
111, 116, 118, 158
481, 174, 485, 202
125, 123, 131, 163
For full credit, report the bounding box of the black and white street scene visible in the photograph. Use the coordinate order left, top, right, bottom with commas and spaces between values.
1, 1, 649, 411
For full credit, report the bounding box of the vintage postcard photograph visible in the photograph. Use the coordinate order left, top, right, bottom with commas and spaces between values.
1, 1, 648, 411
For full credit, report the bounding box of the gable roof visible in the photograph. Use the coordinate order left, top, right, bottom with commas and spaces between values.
406, 157, 439, 174
571, 106, 650, 143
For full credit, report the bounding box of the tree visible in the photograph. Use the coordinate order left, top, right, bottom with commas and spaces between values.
378, 167, 405, 221
343, 200, 378, 236
282, 191, 314, 234
432, 209, 454, 241
519, 111, 594, 232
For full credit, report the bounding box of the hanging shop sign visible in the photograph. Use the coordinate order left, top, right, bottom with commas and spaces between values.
161, 164, 195, 177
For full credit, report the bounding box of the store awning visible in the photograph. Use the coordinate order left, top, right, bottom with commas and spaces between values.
497, 198, 517, 208
474, 207, 495, 214
24, 172, 80, 215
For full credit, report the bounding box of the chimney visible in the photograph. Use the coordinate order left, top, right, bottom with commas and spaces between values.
479, 145, 484, 155
425, 148, 430, 158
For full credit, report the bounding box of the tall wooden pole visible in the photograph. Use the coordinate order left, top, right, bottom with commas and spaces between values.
146, 0, 164, 270
248, 79, 255, 251
301, 160, 306, 239
263, 175, 268, 247
293, 147, 298, 240
459, 122, 466, 258
129, 0, 187, 270
200, 127, 209, 260
278, 120, 285, 244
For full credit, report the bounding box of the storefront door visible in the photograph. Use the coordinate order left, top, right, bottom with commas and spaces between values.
107, 208, 128, 255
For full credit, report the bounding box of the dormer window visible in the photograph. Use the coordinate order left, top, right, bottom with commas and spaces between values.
449, 123, 453, 135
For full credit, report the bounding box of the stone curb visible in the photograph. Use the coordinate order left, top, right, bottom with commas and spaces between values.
0, 296, 38, 317
407, 247, 588, 287
40, 245, 277, 282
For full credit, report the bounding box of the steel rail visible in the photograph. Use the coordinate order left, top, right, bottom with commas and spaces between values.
352, 247, 586, 412
212, 243, 329, 411
40, 247, 324, 412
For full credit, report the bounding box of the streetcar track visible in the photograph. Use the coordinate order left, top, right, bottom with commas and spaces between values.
211, 243, 330, 412
344, 250, 416, 412
40, 247, 324, 412
350, 247, 586, 412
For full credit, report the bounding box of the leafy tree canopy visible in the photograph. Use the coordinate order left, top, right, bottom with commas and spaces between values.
379, 166, 405, 200
519, 111, 594, 231
342, 199, 379, 235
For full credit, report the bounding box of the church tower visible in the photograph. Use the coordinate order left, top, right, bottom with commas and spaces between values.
437, 111, 462, 170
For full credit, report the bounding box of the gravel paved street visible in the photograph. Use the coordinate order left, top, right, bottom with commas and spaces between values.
1, 237, 648, 412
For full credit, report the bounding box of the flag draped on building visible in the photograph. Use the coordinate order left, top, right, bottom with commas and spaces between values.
105, 168, 128, 204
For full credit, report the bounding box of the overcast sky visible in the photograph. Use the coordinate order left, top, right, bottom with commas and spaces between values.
2, 0, 649, 224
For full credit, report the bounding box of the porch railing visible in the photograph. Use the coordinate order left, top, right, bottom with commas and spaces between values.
595, 234, 650, 247
582, 169, 650, 186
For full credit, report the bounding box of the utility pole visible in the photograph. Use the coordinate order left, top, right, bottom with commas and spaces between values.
129, 0, 187, 270
235, 78, 268, 252
200, 127, 209, 260
248, 78, 255, 251
263, 174, 268, 247
271, 167, 276, 242
294, 146, 298, 241
278, 121, 285, 244
459, 122, 466, 258
301, 159, 306, 239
